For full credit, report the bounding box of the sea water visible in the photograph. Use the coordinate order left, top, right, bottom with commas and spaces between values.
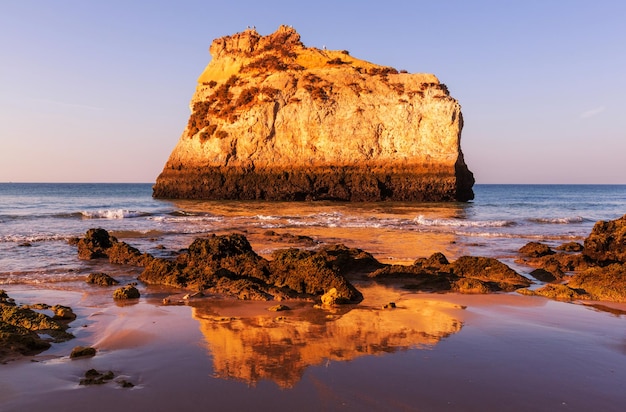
1, 183, 625, 285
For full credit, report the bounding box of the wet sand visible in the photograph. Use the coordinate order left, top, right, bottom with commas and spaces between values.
2, 283, 626, 411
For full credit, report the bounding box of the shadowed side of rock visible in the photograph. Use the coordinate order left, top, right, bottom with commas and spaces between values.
368, 254, 531, 293
516, 214, 626, 303
153, 165, 473, 202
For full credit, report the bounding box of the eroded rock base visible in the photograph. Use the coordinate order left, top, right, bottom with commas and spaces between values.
153, 165, 474, 202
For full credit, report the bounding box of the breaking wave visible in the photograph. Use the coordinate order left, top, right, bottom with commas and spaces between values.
80, 209, 149, 219
528, 216, 586, 224
413, 215, 516, 228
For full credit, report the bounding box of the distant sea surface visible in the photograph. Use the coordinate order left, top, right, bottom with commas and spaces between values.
1, 183, 625, 285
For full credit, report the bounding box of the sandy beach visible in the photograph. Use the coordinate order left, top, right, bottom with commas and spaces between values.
2, 281, 626, 412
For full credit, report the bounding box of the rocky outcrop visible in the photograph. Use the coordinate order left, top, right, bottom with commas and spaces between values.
153, 25, 474, 201
1, 290, 75, 362
70, 228, 149, 266
583, 214, 626, 265
368, 253, 531, 293
517, 214, 626, 303
139, 234, 364, 303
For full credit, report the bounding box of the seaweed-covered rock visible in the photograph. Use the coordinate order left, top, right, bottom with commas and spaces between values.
450, 256, 532, 292
528, 268, 560, 283
414, 252, 449, 269
311, 244, 383, 274
52, 305, 76, 320
452, 278, 495, 294
519, 242, 555, 258
86, 272, 120, 286
370, 253, 529, 293
139, 234, 364, 303
583, 214, 626, 265
556, 242, 584, 252
75, 228, 114, 259
568, 264, 626, 302
1, 291, 74, 361
262, 230, 318, 246
113, 285, 141, 300
269, 248, 363, 302
517, 284, 589, 301
74, 228, 149, 266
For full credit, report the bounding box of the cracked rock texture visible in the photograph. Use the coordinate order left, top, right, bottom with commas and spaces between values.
153, 25, 474, 201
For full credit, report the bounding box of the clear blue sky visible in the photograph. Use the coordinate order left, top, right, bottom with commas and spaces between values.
1, 0, 625, 183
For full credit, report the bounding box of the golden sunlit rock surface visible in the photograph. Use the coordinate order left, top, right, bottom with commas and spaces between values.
154, 25, 474, 201
192, 288, 463, 387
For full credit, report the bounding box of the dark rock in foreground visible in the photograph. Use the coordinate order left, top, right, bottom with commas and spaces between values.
516, 214, 626, 303
1, 290, 75, 362
139, 233, 364, 303
113, 285, 141, 300
368, 253, 531, 293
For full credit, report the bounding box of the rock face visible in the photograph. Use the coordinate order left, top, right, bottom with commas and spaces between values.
153, 25, 474, 201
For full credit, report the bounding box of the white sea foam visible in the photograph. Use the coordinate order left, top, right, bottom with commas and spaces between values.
256, 215, 280, 221
413, 215, 515, 228
150, 215, 223, 223
529, 216, 585, 224
1, 234, 70, 243
81, 209, 145, 219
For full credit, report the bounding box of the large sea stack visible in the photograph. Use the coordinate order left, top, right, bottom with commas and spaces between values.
153, 26, 474, 201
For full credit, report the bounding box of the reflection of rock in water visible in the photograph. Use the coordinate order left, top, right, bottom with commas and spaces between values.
192, 299, 463, 388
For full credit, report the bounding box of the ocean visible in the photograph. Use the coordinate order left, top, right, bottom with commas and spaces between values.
1, 183, 625, 286
3, 183, 626, 411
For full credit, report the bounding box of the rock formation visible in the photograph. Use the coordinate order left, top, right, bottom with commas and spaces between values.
153, 25, 474, 201
517, 214, 626, 303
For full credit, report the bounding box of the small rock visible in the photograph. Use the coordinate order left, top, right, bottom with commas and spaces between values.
86, 272, 119, 286
79, 369, 115, 385
267, 304, 290, 312
52, 305, 77, 320
113, 285, 140, 300
519, 242, 555, 258
321, 288, 340, 306
18, 242, 32, 247
70, 346, 97, 359
183, 291, 204, 300
382, 302, 396, 309
118, 379, 135, 388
